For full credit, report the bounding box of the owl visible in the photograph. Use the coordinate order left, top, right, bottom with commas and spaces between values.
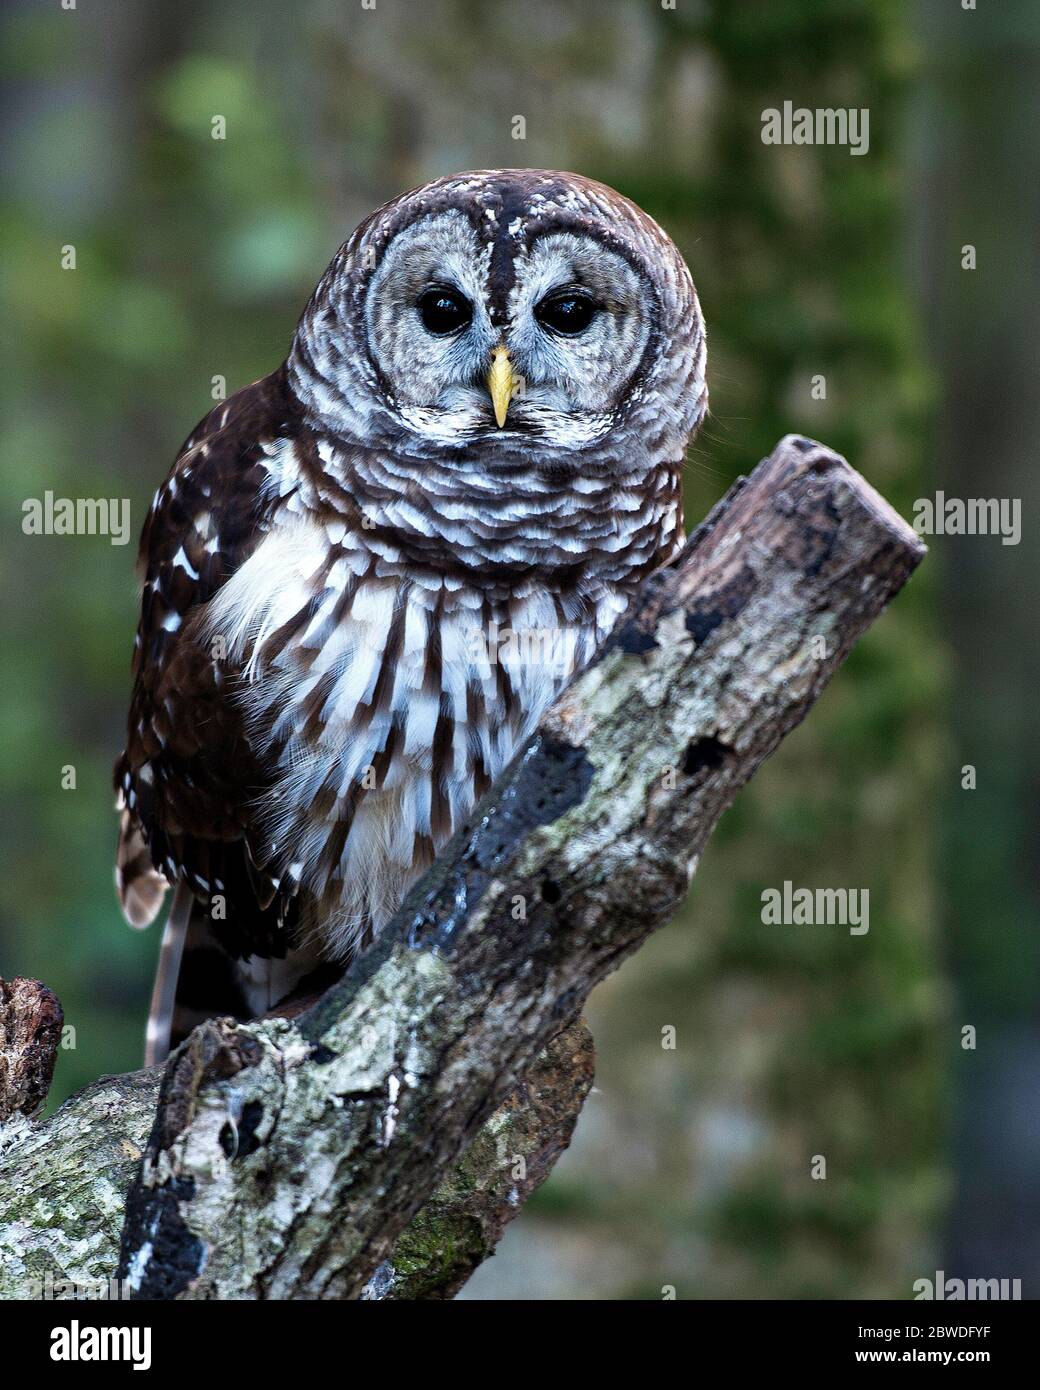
114, 169, 707, 1063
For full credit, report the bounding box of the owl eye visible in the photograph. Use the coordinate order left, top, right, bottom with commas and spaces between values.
534, 289, 597, 336
416, 286, 472, 335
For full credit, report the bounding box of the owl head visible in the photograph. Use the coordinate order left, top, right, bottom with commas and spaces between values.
288, 170, 706, 471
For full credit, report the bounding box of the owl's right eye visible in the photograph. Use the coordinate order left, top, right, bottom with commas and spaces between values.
416, 287, 472, 336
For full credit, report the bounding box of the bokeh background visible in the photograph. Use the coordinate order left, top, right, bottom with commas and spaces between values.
1, 0, 1036, 1299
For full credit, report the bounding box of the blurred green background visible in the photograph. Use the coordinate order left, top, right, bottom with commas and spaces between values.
1, 0, 1036, 1299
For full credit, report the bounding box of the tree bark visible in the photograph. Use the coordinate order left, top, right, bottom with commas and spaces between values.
0, 1011, 591, 1301
0, 436, 925, 1300
0, 979, 64, 1124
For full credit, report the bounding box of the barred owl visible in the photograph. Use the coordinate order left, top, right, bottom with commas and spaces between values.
114, 170, 707, 1062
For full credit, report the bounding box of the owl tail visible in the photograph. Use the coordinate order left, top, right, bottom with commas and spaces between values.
144, 880, 193, 1066
143, 887, 263, 1066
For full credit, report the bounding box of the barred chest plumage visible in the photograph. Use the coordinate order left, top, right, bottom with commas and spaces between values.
205, 434, 680, 964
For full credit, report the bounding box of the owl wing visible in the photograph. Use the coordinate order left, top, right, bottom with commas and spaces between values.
114, 366, 298, 960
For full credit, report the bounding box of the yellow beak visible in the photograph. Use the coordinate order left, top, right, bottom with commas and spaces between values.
486, 344, 517, 428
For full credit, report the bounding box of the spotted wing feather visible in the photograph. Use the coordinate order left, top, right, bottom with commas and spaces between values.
114, 368, 298, 960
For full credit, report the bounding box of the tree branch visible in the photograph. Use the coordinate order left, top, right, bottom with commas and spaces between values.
0, 979, 63, 1125
0, 436, 925, 1301
373, 1015, 594, 1300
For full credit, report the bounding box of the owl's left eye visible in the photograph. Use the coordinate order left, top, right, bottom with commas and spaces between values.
534, 289, 597, 336
416, 286, 473, 336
